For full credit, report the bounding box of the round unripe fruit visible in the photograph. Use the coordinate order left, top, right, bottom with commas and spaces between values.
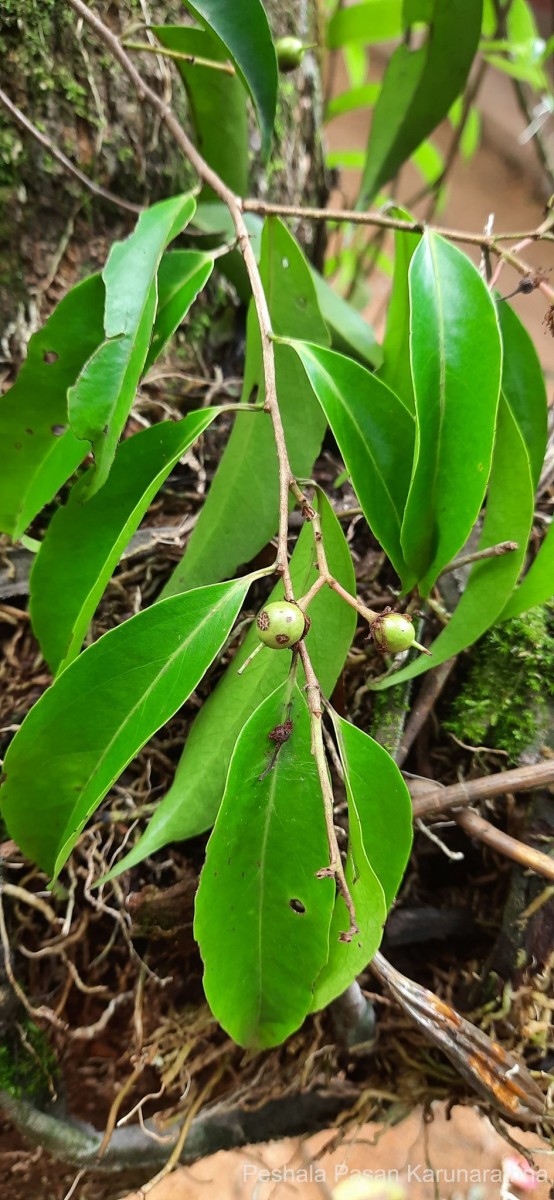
256, 601, 306, 649
371, 612, 415, 655
275, 36, 305, 72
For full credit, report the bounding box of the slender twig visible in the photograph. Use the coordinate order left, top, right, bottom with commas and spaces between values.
440, 540, 518, 576
243, 199, 554, 302
454, 806, 554, 882
0, 85, 142, 215
297, 641, 359, 942
123, 41, 236, 74
293, 485, 429, 652
396, 658, 458, 767
411, 760, 554, 819
241, 198, 554, 246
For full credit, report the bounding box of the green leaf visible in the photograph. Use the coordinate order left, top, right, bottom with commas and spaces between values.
0, 576, 256, 878
68, 194, 196, 495
373, 395, 535, 689
105, 490, 356, 879
0, 276, 105, 539
499, 521, 554, 619
289, 341, 415, 591
145, 250, 214, 372
194, 682, 335, 1048
379, 208, 421, 412
400, 233, 502, 594
181, 0, 277, 159
344, 42, 369, 88
162, 217, 329, 595
412, 138, 444, 185
310, 268, 382, 369
497, 301, 547, 491
328, 1, 403, 48
312, 715, 412, 1010
30, 411, 218, 675
335, 718, 413, 908
326, 85, 380, 120
358, 0, 483, 205
152, 26, 249, 196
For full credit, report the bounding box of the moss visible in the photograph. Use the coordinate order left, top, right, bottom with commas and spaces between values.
445, 605, 554, 763
0, 1019, 58, 1101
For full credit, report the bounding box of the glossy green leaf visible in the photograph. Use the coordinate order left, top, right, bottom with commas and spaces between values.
373, 395, 534, 690
289, 341, 415, 591
379, 208, 421, 412
328, 1, 403, 47
195, 682, 335, 1048
68, 194, 196, 495
106, 491, 356, 878
499, 521, 554, 620
497, 301, 547, 491
152, 26, 249, 196
0, 576, 255, 878
313, 713, 413, 1010
162, 217, 329, 595
0, 276, 105, 539
181, 0, 277, 159
145, 250, 214, 372
358, 0, 483, 205
30, 411, 218, 675
401, 233, 502, 594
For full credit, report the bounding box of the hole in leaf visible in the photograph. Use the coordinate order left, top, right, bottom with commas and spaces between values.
289, 898, 306, 914
43, 350, 59, 364
51, 424, 66, 436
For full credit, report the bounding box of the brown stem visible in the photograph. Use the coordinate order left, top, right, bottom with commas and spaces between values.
297, 641, 358, 942
396, 658, 457, 767
454, 807, 554, 883
292, 483, 379, 624
66, 0, 295, 594
241, 198, 554, 246
243, 200, 554, 303
0, 85, 142, 215
440, 540, 518, 576
411, 760, 554, 819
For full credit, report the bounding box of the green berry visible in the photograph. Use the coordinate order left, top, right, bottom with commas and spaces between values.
371, 612, 415, 655
256, 601, 306, 649
275, 36, 305, 72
